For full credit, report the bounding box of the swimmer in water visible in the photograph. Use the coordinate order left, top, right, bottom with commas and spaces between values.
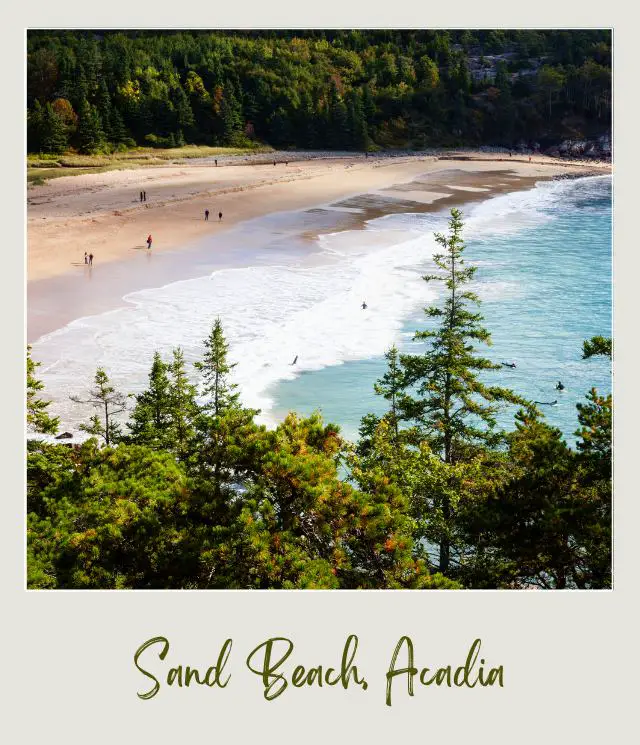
362, 301, 367, 309
501, 361, 516, 369
556, 381, 565, 391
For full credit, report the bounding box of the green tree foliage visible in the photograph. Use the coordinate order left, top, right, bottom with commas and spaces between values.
457, 338, 611, 589
195, 318, 240, 416
166, 347, 199, 459
190, 320, 259, 522
71, 368, 126, 446
127, 352, 173, 449
76, 98, 106, 153
28, 444, 192, 588
27, 30, 611, 154
220, 80, 244, 145
399, 209, 524, 572
27, 346, 59, 434
26, 321, 611, 590
582, 335, 612, 360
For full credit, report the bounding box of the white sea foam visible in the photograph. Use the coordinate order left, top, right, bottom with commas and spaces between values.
32, 174, 611, 431
34, 230, 440, 429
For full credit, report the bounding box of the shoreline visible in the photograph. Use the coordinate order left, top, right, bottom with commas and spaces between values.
29, 171, 611, 441
27, 151, 610, 284
28, 154, 611, 343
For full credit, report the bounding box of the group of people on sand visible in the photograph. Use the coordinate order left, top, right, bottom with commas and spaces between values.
83, 252, 93, 266
139, 191, 147, 202
204, 210, 223, 222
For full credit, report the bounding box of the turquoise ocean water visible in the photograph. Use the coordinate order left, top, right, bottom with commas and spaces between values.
33, 175, 611, 446
269, 175, 612, 444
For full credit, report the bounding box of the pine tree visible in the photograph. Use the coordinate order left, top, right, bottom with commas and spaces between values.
220, 80, 243, 145
128, 352, 173, 448
167, 347, 199, 459
195, 318, 240, 416
172, 85, 194, 140
191, 320, 258, 521
327, 82, 348, 149
27, 346, 59, 434
400, 209, 524, 572
40, 103, 68, 154
362, 84, 376, 122
71, 368, 126, 446
27, 99, 45, 153
372, 346, 407, 445
109, 108, 130, 145
95, 78, 113, 140
347, 90, 368, 150
77, 98, 105, 154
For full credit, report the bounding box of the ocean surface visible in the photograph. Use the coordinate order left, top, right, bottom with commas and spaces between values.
32, 174, 612, 445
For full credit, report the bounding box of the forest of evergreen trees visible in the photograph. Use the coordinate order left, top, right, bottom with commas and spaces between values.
27, 30, 611, 154
27, 212, 612, 590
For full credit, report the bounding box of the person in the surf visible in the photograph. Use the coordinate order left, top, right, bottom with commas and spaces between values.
556, 381, 565, 391
534, 400, 558, 406
291, 355, 298, 365
362, 301, 367, 309
501, 361, 516, 368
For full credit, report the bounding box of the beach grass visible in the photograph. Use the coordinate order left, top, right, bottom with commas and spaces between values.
27, 144, 274, 184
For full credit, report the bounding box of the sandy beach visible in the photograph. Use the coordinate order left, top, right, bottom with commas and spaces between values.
27, 152, 610, 283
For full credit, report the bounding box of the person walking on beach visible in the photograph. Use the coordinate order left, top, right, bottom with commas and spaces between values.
84, 252, 88, 265
139, 191, 143, 202
88, 253, 93, 266
205, 209, 210, 221
147, 234, 152, 250
215, 159, 218, 167
143, 191, 147, 202
218, 211, 223, 222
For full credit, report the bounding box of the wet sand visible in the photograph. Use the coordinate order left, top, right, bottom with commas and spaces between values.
28, 154, 610, 342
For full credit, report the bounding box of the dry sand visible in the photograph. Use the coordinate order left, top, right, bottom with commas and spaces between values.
27, 152, 611, 283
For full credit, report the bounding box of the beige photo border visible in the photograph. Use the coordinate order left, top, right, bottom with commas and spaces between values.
3, 3, 637, 742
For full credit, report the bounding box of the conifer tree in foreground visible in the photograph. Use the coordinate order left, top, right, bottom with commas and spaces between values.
27, 346, 59, 434
399, 208, 524, 573
195, 318, 240, 416
71, 368, 126, 446
167, 347, 199, 459
128, 352, 173, 449
190, 319, 258, 523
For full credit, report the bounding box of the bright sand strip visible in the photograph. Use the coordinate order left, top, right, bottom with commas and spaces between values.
27, 153, 610, 283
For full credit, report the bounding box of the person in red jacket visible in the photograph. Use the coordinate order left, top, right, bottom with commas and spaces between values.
147, 235, 152, 249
